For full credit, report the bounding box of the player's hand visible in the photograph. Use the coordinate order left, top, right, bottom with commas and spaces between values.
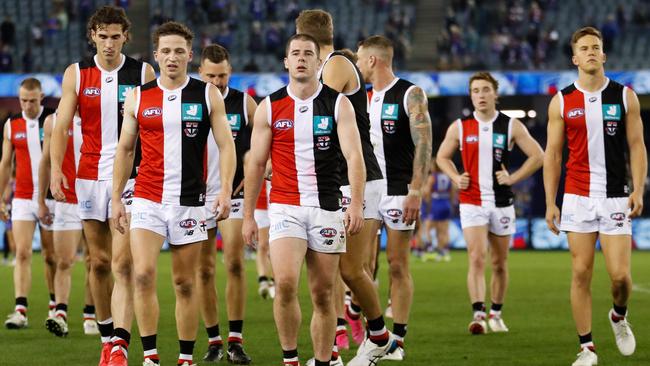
344, 202, 364, 235
0, 202, 9, 221
455, 172, 470, 190
50, 169, 69, 202
242, 215, 259, 248
545, 204, 561, 235
111, 200, 128, 235
628, 190, 644, 218
213, 192, 231, 221
496, 164, 513, 186
38, 202, 53, 226
403, 191, 421, 226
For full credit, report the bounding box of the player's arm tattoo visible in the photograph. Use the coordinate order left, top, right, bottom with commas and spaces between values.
407, 87, 432, 190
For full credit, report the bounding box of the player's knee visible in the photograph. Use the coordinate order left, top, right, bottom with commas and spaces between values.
340, 265, 364, 284
388, 260, 409, 280
311, 287, 334, 312
198, 265, 215, 285
610, 272, 630, 290
57, 257, 74, 272
43, 252, 57, 268
91, 256, 112, 277
15, 246, 32, 263
572, 265, 593, 286
173, 276, 195, 299
112, 256, 133, 280
469, 253, 486, 271
275, 280, 298, 302
134, 269, 155, 291
491, 262, 507, 276
225, 257, 244, 277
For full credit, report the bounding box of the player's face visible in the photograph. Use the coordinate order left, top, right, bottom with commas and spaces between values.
91, 24, 128, 62
284, 39, 321, 82
199, 59, 231, 94
355, 46, 372, 82
18, 87, 44, 118
154, 35, 193, 79
572, 35, 606, 74
470, 79, 497, 113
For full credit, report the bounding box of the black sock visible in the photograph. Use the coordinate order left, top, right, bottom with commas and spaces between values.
315, 360, 329, 366
283, 348, 298, 359
393, 323, 407, 338
350, 302, 362, 314
113, 327, 131, 347
49, 293, 55, 302
206, 324, 220, 339
578, 332, 593, 347
229, 320, 243, 334
367, 316, 386, 332
83, 304, 95, 315
491, 303, 503, 312
613, 303, 627, 317
179, 339, 195, 356
97, 320, 114, 339
55, 303, 68, 319
15, 297, 27, 307
142, 334, 157, 352
472, 302, 485, 312
258, 276, 268, 283
337, 317, 346, 326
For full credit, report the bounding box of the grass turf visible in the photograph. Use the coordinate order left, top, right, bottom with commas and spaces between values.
1, 250, 650, 365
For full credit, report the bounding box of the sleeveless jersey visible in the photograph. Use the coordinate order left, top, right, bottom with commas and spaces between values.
457, 111, 514, 207
559, 78, 629, 198
76, 54, 145, 180
267, 83, 343, 211
6, 107, 55, 200
134, 77, 212, 206
205, 87, 251, 201
368, 78, 417, 195
319, 51, 383, 184
53, 113, 83, 203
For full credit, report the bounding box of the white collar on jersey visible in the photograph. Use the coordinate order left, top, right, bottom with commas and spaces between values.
473, 111, 499, 124
156, 76, 191, 93
222, 86, 229, 99
93, 54, 126, 74
372, 77, 399, 94
574, 77, 610, 94
22, 106, 44, 122
287, 82, 323, 103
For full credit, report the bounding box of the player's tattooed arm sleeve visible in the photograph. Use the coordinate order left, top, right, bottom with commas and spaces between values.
407, 86, 433, 192
543, 94, 565, 206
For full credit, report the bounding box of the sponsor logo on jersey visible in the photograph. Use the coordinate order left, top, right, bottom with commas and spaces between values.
313, 116, 333, 135
382, 120, 396, 134
493, 133, 506, 149
227, 114, 241, 132
182, 103, 203, 121
606, 121, 618, 136
603, 104, 621, 121
105, 76, 113, 83
567, 108, 584, 119
83, 87, 101, 97
465, 135, 478, 143
179, 218, 197, 229
299, 105, 309, 113
168, 95, 177, 101
320, 228, 337, 238
184, 121, 199, 137
142, 107, 162, 118
118, 85, 135, 103
589, 96, 597, 103
274, 119, 293, 130
381, 103, 399, 120
316, 135, 331, 150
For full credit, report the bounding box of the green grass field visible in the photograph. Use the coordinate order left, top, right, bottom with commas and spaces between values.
1, 250, 650, 365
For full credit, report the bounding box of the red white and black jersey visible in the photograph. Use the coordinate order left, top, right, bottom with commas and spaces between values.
368, 78, 417, 195
205, 87, 251, 201
134, 77, 212, 206
267, 83, 343, 211
5, 107, 55, 200
457, 111, 514, 207
53, 113, 83, 203
559, 79, 629, 198
319, 51, 383, 184
76, 54, 145, 180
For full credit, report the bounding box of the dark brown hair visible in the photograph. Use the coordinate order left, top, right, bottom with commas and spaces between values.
20, 77, 42, 91
571, 26, 603, 52
469, 72, 499, 94
295, 10, 334, 47
201, 44, 230, 64
86, 6, 131, 45
285, 34, 320, 57
153, 21, 194, 50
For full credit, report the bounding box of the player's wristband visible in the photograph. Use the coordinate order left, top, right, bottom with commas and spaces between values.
408, 189, 422, 197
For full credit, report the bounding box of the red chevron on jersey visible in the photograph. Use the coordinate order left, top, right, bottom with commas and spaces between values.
54, 114, 83, 203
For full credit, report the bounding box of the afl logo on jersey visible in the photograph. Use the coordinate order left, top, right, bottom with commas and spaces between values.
465, 135, 478, 143
83, 87, 101, 97
567, 108, 585, 119
382, 120, 396, 134
142, 107, 162, 118
13, 132, 26, 140
184, 121, 199, 137
274, 119, 293, 130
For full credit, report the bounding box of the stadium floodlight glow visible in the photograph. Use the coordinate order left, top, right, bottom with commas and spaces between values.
528, 110, 537, 118
501, 110, 526, 119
